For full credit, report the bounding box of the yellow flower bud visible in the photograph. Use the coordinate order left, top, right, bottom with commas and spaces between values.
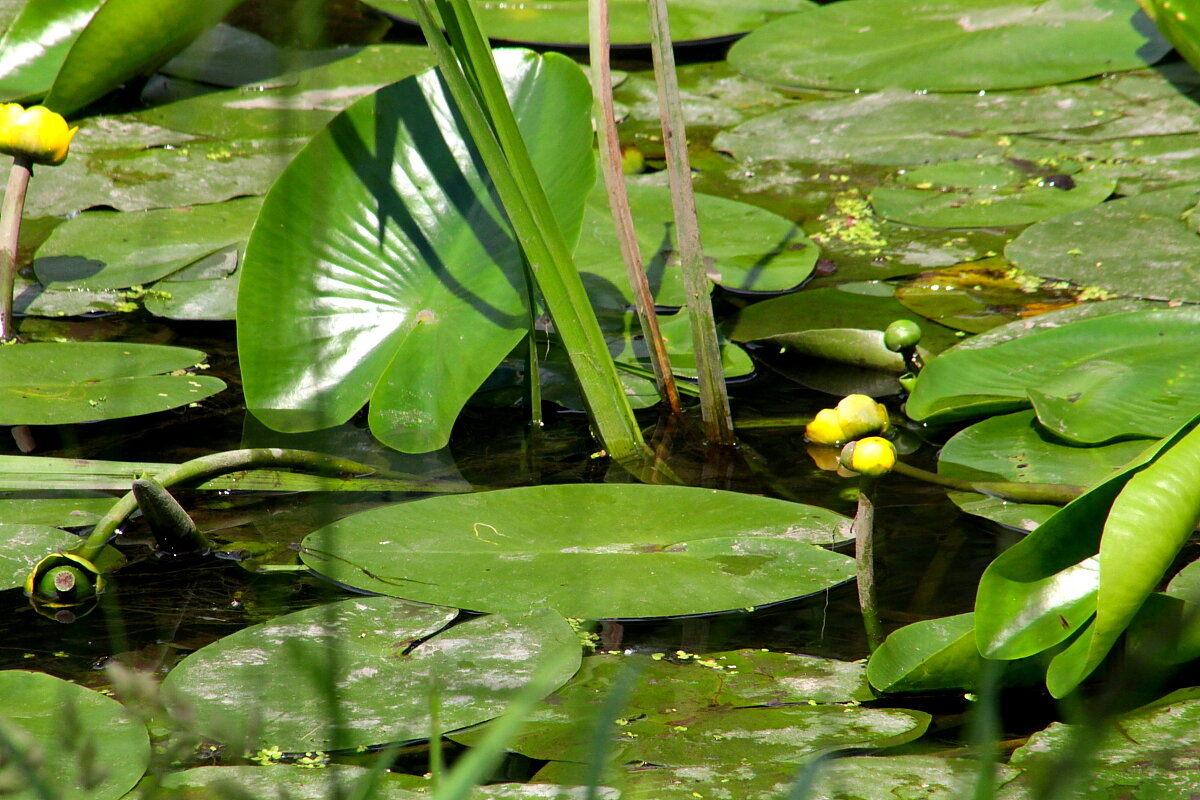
835, 394, 890, 440
0, 104, 78, 166
806, 407, 848, 445
840, 436, 897, 477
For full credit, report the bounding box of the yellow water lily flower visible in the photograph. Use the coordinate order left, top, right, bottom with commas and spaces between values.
805, 407, 848, 445
840, 436, 897, 477
0, 104, 78, 166
834, 393, 890, 440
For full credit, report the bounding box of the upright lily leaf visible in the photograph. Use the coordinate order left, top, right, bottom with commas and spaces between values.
0, 343, 225, 425
0, 670, 150, 800
43, 0, 247, 116
1045, 421, 1200, 696
0, 0, 103, 102
728, 0, 1168, 92
906, 307, 1200, 442
975, 421, 1193, 662
300, 484, 854, 619
238, 50, 594, 453
162, 597, 580, 752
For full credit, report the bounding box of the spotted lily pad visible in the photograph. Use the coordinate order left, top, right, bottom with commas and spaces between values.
804, 756, 1022, 799
1005, 183, 1200, 302
161, 598, 579, 752
0, 523, 84, 590
0, 670, 150, 800
0, 343, 225, 426
299, 484, 854, 619
728, 0, 1168, 92
870, 157, 1114, 228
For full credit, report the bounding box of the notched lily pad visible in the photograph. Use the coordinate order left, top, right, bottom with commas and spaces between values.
300, 484, 854, 619
0, 343, 225, 425
162, 598, 579, 752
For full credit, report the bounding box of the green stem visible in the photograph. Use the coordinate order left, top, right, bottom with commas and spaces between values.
76, 449, 387, 563
645, 0, 734, 446
890, 460, 1083, 505
854, 475, 884, 652
413, 0, 650, 462
0, 156, 32, 343
131, 476, 210, 556
589, 0, 681, 415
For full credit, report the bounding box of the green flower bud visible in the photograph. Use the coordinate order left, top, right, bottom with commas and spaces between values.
884, 319, 922, 352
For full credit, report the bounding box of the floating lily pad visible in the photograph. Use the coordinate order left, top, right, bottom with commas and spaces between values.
0, 343, 225, 426
937, 411, 1150, 531
162, 598, 580, 752
895, 259, 1092, 335
574, 182, 818, 305
714, 86, 1118, 167
905, 306, 1200, 442
1001, 687, 1200, 799
300, 484, 854, 619
728, 0, 1168, 92
158, 765, 429, 799
611, 61, 796, 132
0, 670, 150, 800
364, 0, 817, 46
0, 523, 83, 590
725, 282, 963, 370
34, 198, 260, 291
805, 755, 1021, 799
1005, 183, 1200, 302
0, 496, 112, 529
143, 274, 239, 321
871, 158, 1114, 228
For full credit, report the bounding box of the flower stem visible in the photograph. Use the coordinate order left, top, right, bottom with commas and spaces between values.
854, 475, 884, 652
890, 460, 1082, 505
0, 155, 33, 342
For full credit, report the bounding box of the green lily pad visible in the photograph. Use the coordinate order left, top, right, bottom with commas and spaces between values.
0, 670, 150, 800
871, 158, 1114, 228
611, 61, 796, 132
237, 50, 594, 454
34, 198, 260, 291
0, 496, 112, 529
1001, 687, 1200, 799
162, 598, 580, 752
728, 0, 1168, 92
0, 0, 104, 103
0, 343, 225, 426
156, 765, 428, 799
143, 274, 238, 321
0, 523, 83, 590
713, 85, 1119, 167
954, 298, 1168, 351
574, 182, 818, 305
905, 306, 1200, 443
937, 411, 1151, 531
1007, 131, 1200, 197
725, 281, 963, 370
363, 0, 817, 46
300, 484, 854, 619
805, 755, 1021, 800
1005, 183, 1200, 302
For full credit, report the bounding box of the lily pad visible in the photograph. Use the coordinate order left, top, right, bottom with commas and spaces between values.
162, 598, 580, 752
364, 0, 817, 46
156, 765, 428, 800
299, 484, 854, 619
573, 182, 818, 305
1005, 183, 1200, 302
728, 0, 1168, 92
714, 86, 1119, 167
0, 0, 104, 103
0, 496, 112, 528
1001, 687, 1200, 799
905, 306, 1200, 443
237, 50, 594, 454
34, 198, 260, 291
0, 670, 150, 800
937, 411, 1150, 531
0, 343, 225, 425
871, 157, 1114, 228
805, 755, 1021, 800
0, 523, 83, 590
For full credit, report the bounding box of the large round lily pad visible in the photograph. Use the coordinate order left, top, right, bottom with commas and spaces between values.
0, 523, 84, 590
728, 0, 1168, 92
161, 598, 579, 752
0, 670, 150, 800
0, 343, 225, 425
300, 484, 855, 619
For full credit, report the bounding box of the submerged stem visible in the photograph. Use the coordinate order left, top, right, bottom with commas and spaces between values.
853, 476, 884, 652
890, 460, 1083, 505
0, 156, 33, 342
